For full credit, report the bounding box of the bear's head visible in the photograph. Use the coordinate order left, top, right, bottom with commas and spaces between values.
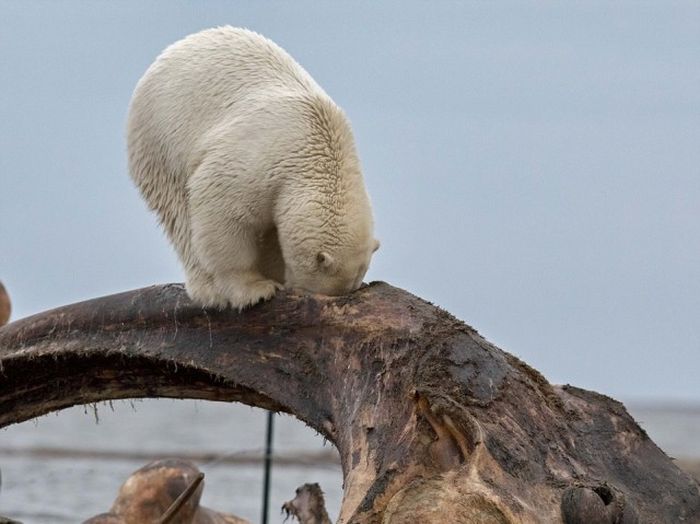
284, 236, 380, 296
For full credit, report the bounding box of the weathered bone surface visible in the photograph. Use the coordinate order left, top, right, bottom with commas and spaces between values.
0, 282, 698, 523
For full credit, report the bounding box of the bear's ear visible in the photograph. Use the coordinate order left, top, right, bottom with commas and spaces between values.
316, 251, 335, 271
372, 239, 381, 253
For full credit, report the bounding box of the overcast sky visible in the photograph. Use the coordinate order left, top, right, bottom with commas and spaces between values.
1, 1, 699, 402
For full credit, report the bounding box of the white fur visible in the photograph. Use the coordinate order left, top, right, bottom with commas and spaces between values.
128, 27, 378, 309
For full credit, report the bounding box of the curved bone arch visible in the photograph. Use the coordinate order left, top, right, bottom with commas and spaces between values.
0, 282, 697, 523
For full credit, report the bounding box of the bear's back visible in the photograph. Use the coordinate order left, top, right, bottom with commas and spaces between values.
128, 27, 327, 176
146, 26, 322, 111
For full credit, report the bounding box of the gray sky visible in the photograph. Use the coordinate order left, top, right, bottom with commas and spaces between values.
1, 1, 699, 402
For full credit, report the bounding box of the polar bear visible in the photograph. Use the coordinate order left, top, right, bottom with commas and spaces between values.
128, 27, 378, 309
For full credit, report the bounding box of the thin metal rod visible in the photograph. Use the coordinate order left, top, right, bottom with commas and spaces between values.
261, 410, 275, 524
158, 472, 204, 524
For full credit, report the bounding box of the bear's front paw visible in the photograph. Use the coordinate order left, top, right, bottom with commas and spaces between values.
227, 278, 282, 311
191, 270, 282, 310
186, 273, 231, 309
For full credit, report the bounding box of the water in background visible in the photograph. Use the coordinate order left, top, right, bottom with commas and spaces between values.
0, 399, 697, 523
0, 400, 343, 523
